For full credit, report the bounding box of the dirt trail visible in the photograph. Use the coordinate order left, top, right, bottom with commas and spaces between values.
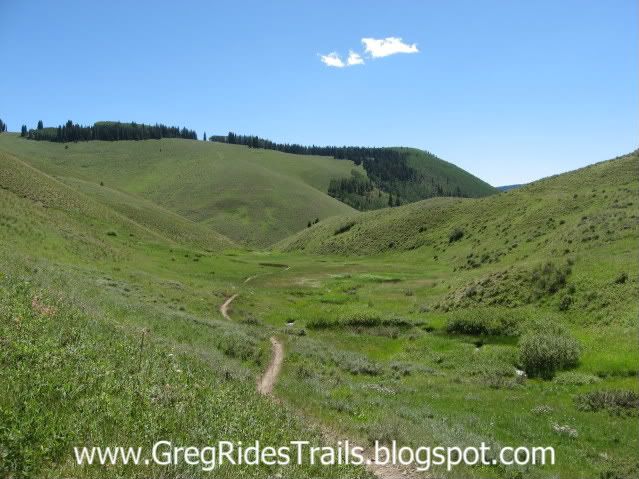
219, 293, 238, 320
218, 293, 283, 395
257, 337, 284, 395
218, 272, 415, 478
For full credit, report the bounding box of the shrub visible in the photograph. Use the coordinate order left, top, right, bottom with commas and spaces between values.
523, 318, 569, 337
575, 390, 639, 414
530, 261, 571, 296
339, 354, 383, 376
558, 294, 573, 311
449, 228, 464, 243
366, 419, 406, 446
308, 312, 412, 331
307, 317, 338, 329
334, 221, 356, 236
614, 272, 628, 284
344, 311, 382, 328
217, 332, 262, 363
519, 333, 580, 379
446, 311, 519, 336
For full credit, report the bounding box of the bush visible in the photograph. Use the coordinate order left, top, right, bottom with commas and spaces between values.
308, 312, 412, 331
614, 272, 628, 284
306, 317, 338, 329
530, 261, 571, 296
344, 311, 382, 328
446, 311, 519, 336
449, 228, 464, 243
558, 294, 573, 311
217, 332, 262, 363
575, 390, 639, 414
339, 354, 383, 376
366, 419, 406, 446
519, 333, 580, 379
334, 221, 356, 236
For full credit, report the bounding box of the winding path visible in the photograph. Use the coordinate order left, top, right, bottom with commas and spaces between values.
219, 293, 238, 321
219, 293, 284, 396
217, 275, 415, 478
257, 337, 284, 395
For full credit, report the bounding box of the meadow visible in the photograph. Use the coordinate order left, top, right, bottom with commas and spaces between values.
0, 134, 636, 478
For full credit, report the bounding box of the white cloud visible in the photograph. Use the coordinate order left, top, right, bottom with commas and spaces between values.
361, 37, 419, 58
347, 50, 364, 66
320, 37, 418, 68
320, 52, 345, 68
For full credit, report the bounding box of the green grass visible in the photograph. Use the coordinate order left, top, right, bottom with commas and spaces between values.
0, 136, 637, 478
0, 133, 357, 246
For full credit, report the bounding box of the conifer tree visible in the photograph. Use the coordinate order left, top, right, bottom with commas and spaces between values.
37, 120, 44, 130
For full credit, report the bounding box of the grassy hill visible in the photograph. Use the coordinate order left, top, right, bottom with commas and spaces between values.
0, 133, 357, 246
0, 144, 368, 479
210, 133, 498, 209
394, 147, 496, 201
263, 152, 638, 478
277, 151, 638, 257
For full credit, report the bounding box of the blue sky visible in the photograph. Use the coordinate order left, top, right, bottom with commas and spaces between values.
1, 0, 636, 185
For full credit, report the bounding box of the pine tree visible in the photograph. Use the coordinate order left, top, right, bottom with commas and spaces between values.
20, 125, 27, 137
203, 132, 207, 141
388, 193, 393, 207
37, 120, 44, 130
0, 118, 6, 132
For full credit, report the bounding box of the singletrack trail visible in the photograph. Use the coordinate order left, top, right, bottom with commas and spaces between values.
217, 270, 417, 478
257, 337, 284, 395
219, 293, 238, 320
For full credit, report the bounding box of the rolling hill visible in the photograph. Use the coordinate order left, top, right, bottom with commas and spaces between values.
277, 151, 638, 258
0, 142, 367, 479
1, 127, 499, 246
0, 133, 357, 246
210, 133, 498, 208
395, 147, 496, 200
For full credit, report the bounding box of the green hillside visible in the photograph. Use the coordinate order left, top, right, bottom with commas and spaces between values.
278, 151, 638, 257
0, 133, 356, 246
210, 133, 498, 209
263, 152, 638, 478
398, 147, 496, 200
0, 145, 367, 479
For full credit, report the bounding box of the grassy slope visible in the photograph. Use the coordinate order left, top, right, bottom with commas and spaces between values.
262, 152, 639, 478
278, 151, 638, 258
0, 144, 368, 478
398, 147, 497, 199
0, 134, 356, 246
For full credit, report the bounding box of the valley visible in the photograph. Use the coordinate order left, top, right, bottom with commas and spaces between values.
0, 133, 637, 478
